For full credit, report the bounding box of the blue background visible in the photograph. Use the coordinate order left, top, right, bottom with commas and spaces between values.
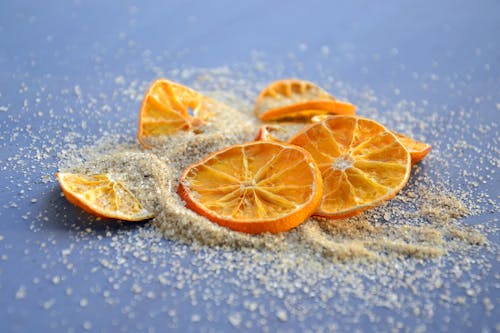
0, 1, 498, 332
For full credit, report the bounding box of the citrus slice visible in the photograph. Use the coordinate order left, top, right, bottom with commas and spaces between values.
254, 79, 356, 122
313, 115, 431, 165
137, 78, 216, 148
177, 141, 323, 234
394, 133, 431, 165
289, 115, 411, 219
56, 173, 154, 221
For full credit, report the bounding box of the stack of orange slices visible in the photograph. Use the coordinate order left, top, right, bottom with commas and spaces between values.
56, 78, 431, 235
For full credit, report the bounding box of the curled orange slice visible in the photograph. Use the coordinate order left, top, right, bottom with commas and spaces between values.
254, 79, 356, 122
56, 173, 154, 221
177, 141, 323, 234
394, 133, 431, 165
289, 115, 411, 219
137, 78, 216, 148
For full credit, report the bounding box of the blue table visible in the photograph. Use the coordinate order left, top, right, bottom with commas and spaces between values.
1, 1, 498, 332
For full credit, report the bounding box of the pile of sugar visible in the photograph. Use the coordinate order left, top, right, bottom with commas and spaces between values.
59, 70, 488, 262
3, 52, 497, 331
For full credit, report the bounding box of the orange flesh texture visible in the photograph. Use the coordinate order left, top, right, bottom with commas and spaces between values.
56, 173, 153, 221
137, 79, 214, 147
313, 117, 431, 165
289, 116, 411, 218
178, 142, 323, 234
255, 79, 356, 121
394, 133, 432, 165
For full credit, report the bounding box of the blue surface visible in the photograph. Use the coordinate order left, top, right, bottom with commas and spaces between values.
0, 1, 499, 332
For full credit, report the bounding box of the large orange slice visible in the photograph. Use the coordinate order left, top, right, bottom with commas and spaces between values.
394, 133, 431, 165
254, 79, 356, 122
56, 173, 154, 221
289, 115, 411, 219
177, 141, 323, 234
137, 79, 216, 148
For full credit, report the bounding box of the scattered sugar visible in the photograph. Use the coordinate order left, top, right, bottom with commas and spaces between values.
82, 321, 92, 330
276, 309, 288, 322
228, 312, 242, 327
298, 43, 308, 52
51, 276, 60, 285
79, 298, 88, 307
43, 298, 56, 310
1, 49, 498, 332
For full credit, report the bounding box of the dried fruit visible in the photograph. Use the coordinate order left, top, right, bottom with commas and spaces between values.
289, 115, 411, 218
56, 173, 154, 221
394, 133, 431, 165
255, 79, 355, 122
178, 141, 323, 234
137, 79, 217, 148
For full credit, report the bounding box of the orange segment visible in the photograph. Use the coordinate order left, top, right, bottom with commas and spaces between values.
56, 173, 154, 221
177, 141, 323, 234
394, 133, 431, 165
254, 79, 356, 122
137, 79, 216, 148
289, 115, 411, 219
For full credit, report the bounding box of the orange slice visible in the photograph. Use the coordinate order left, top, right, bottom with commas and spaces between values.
254, 79, 356, 122
137, 78, 216, 148
394, 133, 431, 165
289, 115, 411, 219
177, 141, 323, 234
313, 115, 432, 165
56, 173, 154, 221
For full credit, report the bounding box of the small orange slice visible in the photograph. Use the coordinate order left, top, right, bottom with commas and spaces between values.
56, 173, 154, 221
137, 78, 216, 148
254, 79, 356, 122
394, 133, 431, 165
289, 115, 411, 219
177, 141, 323, 234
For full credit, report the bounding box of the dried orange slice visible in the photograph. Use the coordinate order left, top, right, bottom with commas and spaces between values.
289, 115, 411, 219
137, 79, 216, 148
56, 173, 154, 221
313, 115, 431, 165
254, 79, 356, 122
178, 141, 323, 234
253, 125, 284, 142
394, 133, 431, 165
